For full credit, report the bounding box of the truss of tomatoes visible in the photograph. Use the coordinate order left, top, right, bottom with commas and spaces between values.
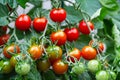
0, 8, 116, 80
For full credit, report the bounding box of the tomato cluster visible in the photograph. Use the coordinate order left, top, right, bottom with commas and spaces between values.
0, 7, 116, 80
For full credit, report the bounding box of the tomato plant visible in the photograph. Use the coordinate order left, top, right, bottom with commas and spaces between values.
0, 0, 120, 80
64, 28, 79, 42
52, 59, 68, 74
33, 17, 48, 32
81, 46, 97, 60
15, 14, 31, 31
50, 8, 67, 22
50, 30, 67, 46
3, 44, 20, 58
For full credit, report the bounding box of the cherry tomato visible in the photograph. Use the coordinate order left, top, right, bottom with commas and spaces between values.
96, 70, 109, 80
52, 60, 68, 74
50, 30, 67, 46
0, 34, 10, 46
10, 54, 23, 67
72, 62, 85, 75
89, 40, 105, 53
64, 28, 79, 42
15, 14, 31, 31
3, 44, 20, 58
37, 59, 50, 72
50, 8, 67, 22
28, 45, 43, 60
0, 60, 13, 74
67, 48, 81, 62
0, 26, 8, 35
79, 20, 94, 34
87, 60, 101, 73
33, 17, 48, 32
46, 45, 62, 65
81, 46, 97, 60
15, 62, 30, 75
108, 71, 116, 80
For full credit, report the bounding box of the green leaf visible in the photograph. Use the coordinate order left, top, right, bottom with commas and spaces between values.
0, 16, 9, 26
0, 3, 9, 17
8, 0, 17, 8
17, 0, 28, 8
64, 6, 82, 24
76, 0, 101, 16
92, 18, 104, 29
29, 0, 42, 7
0, 0, 7, 5
99, 0, 119, 10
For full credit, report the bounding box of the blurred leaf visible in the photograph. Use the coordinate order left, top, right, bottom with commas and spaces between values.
64, 6, 82, 24
29, 0, 42, 7
76, 0, 101, 16
99, 0, 119, 10
8, 0, 17, 8
93, 18, 104, 29
0, 3, 9, 17
0, 16, 9, 26
17, 0, 28, 8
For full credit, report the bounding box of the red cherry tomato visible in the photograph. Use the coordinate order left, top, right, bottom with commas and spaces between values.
33, 17, 48, 32
52, 59, 68, 74
50, 30, 67, 46
3, 44, 20, 58
50, 8, 67, 22
0, 34, 10, 46
64, 28, 79, 42
81, 46, 97, 60
67, 48, 81, 62
79, 20, 94, 34
15, 14, 31, 31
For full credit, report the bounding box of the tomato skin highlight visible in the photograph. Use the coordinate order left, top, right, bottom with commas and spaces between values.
67, 48, 81, 62
29, 45, 43, 60
15, 14, 31, 31
33, 17, 48, 32
64, 28, 79, 42
81, 46, 97, 60
52, 60, 68, 74
50, 30, 67, 46
0, 34, 10, 46
79, 20, 94, 34
3, 44, 20, 58
50, 8, 67, 22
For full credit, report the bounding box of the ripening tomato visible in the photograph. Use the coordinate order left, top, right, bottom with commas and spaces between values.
33, 17, 48, 32
46, 45, 62, 65
67, 48, 81, 62
81, 46, 97, 60
0, 60, 13, 74
52, 60, 68, 74
50, 30, 67, 46
89, 40, 105, 53
28, 45, 43, 60
3, 44, 20, 58
37, 59, 50, 72
64, 28, 79, 42
15, 14, 31, 31
0, 34, 10, 46
79, 20, 94, 34
50, 8, 67, 22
